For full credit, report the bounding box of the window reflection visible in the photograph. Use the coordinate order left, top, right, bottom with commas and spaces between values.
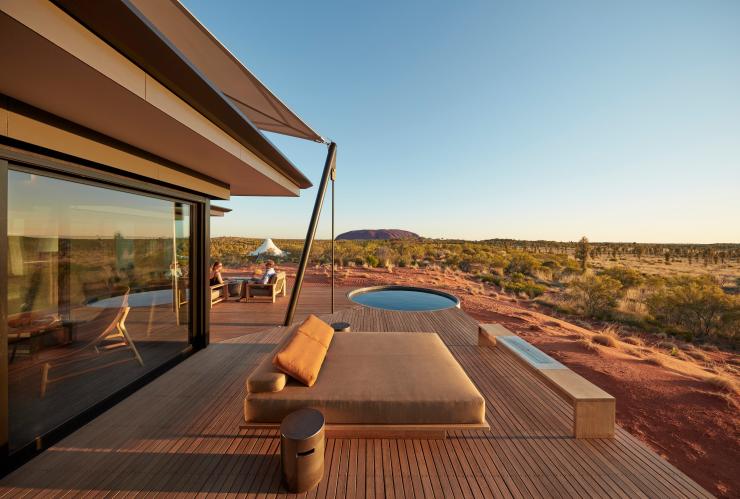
7, 170, 191, 452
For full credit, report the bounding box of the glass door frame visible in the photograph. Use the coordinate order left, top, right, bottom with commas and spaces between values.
0, 145, 211, 469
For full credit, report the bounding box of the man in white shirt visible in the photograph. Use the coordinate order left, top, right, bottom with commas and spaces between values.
258, 260, 277, 284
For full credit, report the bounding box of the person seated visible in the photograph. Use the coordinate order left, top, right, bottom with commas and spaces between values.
255, 260, 277, 284
209, 261, 224, 286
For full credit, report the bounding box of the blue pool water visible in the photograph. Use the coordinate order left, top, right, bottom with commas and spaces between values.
349, 287, 459, 311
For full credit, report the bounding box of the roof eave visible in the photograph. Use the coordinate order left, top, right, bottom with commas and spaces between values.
50, 0, 313, 190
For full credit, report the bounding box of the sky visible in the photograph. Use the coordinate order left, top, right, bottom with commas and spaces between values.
183, 0, 740, 244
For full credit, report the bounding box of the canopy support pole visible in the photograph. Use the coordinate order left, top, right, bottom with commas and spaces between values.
331, 164, 336, 314
284, 142, 337, 326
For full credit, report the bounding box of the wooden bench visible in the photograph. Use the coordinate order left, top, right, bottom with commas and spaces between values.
479, 324, 615, 438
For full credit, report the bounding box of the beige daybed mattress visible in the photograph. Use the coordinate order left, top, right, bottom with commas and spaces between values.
244, 332, 486, 425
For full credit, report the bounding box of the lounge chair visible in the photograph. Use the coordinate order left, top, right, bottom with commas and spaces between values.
243, 331, 488, 438
241, 271, 287, 303
40, 288, 143, 397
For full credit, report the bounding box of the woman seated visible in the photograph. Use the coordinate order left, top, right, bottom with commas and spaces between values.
209, 261, 224, 286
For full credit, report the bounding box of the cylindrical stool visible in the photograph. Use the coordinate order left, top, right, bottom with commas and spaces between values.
280, 408, 325, 493
331, 321, 351, 332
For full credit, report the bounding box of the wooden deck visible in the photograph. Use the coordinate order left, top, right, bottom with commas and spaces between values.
0, 285, 712, 497
208, 279, 354, 343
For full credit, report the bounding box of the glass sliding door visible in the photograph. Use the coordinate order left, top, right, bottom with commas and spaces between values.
6, 168, 193, 452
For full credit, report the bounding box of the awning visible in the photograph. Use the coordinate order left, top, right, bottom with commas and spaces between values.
129, 0, 324, 143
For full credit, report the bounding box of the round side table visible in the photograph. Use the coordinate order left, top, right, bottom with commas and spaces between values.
331, 321, 351, 332
280, 408, 325, 493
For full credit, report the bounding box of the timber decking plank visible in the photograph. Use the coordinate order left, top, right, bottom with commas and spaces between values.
0, 294, 713, 498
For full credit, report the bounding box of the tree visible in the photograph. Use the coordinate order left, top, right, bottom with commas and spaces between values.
634, 244, 643, 261
575, 236, 590, 271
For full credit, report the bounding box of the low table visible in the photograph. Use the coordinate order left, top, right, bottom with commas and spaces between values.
330, 321, 351, 332
226, 279, 244, 298
280, 408, 325, 493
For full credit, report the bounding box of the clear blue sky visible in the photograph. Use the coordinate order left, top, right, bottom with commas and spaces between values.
183, 0, 740, 243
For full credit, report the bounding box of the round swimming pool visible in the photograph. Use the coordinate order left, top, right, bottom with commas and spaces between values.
348, 286, 460, 312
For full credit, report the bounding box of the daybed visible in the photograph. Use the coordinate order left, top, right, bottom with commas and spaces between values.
244, 329, 488, 438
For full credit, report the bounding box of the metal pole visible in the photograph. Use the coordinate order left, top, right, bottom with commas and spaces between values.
331, 168, 335, 314
284, 142, 337, 326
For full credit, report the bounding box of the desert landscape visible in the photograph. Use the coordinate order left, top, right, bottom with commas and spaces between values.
214, 235, 739, 498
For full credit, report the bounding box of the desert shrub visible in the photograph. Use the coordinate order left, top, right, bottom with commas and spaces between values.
503, 274, 547, 298
655, 340, 677, 350
703, 374, 738, 394
619, 287, 649, 316
642, 352, 667, 367
578, 337, 600, 351
478, 273, 502, 287
365, 255, 379, 267
646, 276, 739, 340
505, 252, 539, 276
533, 268, 553, 282
600, 266, 644, 289
592, 334, 617, 347
684, 346, 709, 361
592, 325, 619, 347
541, 259, 561, 270
568, 274, 623, 318
623, 336, 644, 346
375, 246, 396, 266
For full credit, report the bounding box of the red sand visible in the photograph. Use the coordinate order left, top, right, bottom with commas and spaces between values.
308, 264, 739, 498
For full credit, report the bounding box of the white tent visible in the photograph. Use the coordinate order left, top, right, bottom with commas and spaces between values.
250, 238, 286, 257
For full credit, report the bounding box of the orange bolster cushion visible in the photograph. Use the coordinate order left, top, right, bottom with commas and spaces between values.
273, 315, 335, 386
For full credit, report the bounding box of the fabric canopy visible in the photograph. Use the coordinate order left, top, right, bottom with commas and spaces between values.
130, 0, 324, 143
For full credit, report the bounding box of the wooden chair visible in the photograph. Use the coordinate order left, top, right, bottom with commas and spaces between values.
40, 288, 143, 398
210, 282, 229, 307
242, 271, 287, 303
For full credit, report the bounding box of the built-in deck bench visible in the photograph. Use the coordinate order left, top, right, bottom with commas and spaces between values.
479, 323, 615, 438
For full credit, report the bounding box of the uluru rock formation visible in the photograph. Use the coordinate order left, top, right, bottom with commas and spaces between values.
336, 229, 420, 240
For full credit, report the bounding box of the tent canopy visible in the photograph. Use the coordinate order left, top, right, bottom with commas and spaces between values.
250, 238, 286, 257
130, 0, 324, 143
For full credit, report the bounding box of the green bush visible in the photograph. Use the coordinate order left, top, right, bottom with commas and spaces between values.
600, 266, 644, 288
478, 273, 502, 287
505, 252, 539, 276
503, 272, 546, 298
365, 255, 379, 267
568, 274, 623, 318
647, 276, 739, 340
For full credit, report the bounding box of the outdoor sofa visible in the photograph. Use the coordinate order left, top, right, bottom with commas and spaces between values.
243, 317, 488, 438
